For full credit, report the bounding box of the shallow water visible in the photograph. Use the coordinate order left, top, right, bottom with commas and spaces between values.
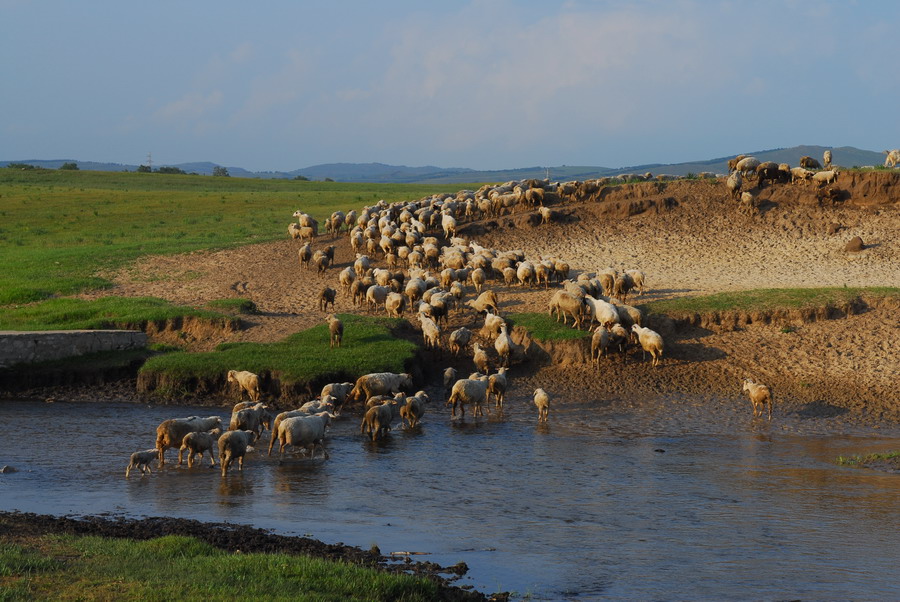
1, 396, 899, 599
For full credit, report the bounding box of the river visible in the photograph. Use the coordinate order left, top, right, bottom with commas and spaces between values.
1, 395, 898, 600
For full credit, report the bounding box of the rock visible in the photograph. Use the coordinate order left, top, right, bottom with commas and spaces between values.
844, 236, 865, 252
827, 222, 842, 235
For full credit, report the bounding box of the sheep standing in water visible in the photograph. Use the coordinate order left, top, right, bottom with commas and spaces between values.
742, 378, 774, 420
533, 388, 550, 422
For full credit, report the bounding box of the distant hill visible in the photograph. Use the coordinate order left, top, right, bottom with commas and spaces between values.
2, 146, 887, 183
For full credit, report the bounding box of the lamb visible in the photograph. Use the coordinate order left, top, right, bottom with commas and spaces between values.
288, 222, 303, 240
631, 325, 665, 367
532, 388, 550, 422
447, 377, 490, 418
277, 412, 333, 461
155, 415, 223, 467
449, 326, 473, 357
326, 314, 343, 348
811, 169, 839, 186
218, 429, 257, 476
125, 449, 158, 477
360, 399, 398, 441
742, 378, 774, 420
884, 149, 900, 168
348, 372, 414, 403
179, 428, 221, 468
227, 370, 261, 402
487, 367, 509, 409
399, 391, 428, 428
319, 286, 336, 312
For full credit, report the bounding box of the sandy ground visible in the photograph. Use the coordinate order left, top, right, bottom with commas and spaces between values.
80, 176, 900, 421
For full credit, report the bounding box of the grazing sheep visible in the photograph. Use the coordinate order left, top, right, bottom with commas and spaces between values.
400, 391, 428, 428
126, 449, 158, 477
447, 377, 490, 418
319, 286, 336, 312
631, 325, 664, 367
327, 314, 343, 348
727, 155, 747, 171
360, 399, 398, 440
532, 388, 550, 422
227, 370, 261, 402
884, 149, 900, 168
348, 372, 414, 403
800, 156, 822, 169
608, 323, 630, 363
155, 415, 223, 467
179, 428, 221, 468
740, 191, 759, 216
742, 378, 774, 420
218, 429, 257, 477
448, 327, 473, 357
488, 367, 509, 409
735, 156, 760, 176
278, 412, 333, 461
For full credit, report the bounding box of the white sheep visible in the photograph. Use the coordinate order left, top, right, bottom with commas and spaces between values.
488, 367, 509, 410
548, 290, 584, 328
385, 291, 406, 318
228, 402, 270, 440
591, 325, 610, 363
447, 377, 490, 418
624, 270, 646, 296
466, 290, 500, 315
449, 327, 473, 357
494, 322, 523, 367
583, 295, 620, 329
884, 149, 900, 168
790, 166, 814, 184
278, 412, 333, 461
155, 415, 223, 467
218, 429, 257, 477
735, 156, 761, 176
266, 409, 310, 456
823, 149, 832, 169
179, 428, 221, 468
742, 378, 774, 420
631, 325, 664, 367
811, 169, 839, 185
418, 313, 441, 353
481, 311, 505, 338
399, 391, 428, 428
327, 314, 343, 348
533, 388, 550, 422
125, 449, 158, 477
348, 372, 413, 403
725, 171, 742, 199
320, 381, 354, 411
360, 399, 398, 440
227, 370, 261, 402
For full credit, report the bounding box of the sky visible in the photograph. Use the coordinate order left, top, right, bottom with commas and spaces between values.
3, 0, 900, 172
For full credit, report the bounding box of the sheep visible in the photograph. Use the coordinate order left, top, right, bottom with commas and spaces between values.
229, 402, 270, 440
125, 449, 158, 477
399, 391, 428, 428
418, 313, 442, 353
443, 367, 458, 394
494, 322, 523, 367
472, 342, 490, 374
227, 370, 261, 402
517, 261, 537, 287
727, 154, 747, 172
179, 428, 221, 468
884, 149, 900, 168
348, 372, 414, 404
288, 223, 303, 240
481, 311, 505, 338
791, 167, 814, 184
549, 290, 584, 328
365, 284, 390, 313
624, 270, 646, 296
278, 412, 333, 461
735, 156, 760, 176
608, 323, 630, 362
466, 290, 500, 314
326, 314, 343, 348
321, 381, 353, 411
742, 378, 774, 420
155, 415, 223, 467
539, 206, 552, 225
583, 295, 620, 329
533, 388, 550, 422
360, 399, 398, 440
823, 150, 832, 169
487, 367, 509, 409
218, 429, 257, 477
612, 302, 644, 329
740, 191, 759, 216
447, 377, 490, 418
441, 213, 457, 239
384, 291, 406, 318
448, 327, 473, 357
470, 267, 486, 293
725, 170, 742, 200
800, 156, 822, 169
631, 324, 664, 367
812, 169, 839, 186
591, 325, 610, 363
319, 286, 336, 312
267, 409, 310, 455
612, 274, 634, 304
298, 243, 312, 269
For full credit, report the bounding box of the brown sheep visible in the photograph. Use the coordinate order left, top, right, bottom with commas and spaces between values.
327, 314, 343, 348
319, 286, 336, 312
227, 370, 261, 402
742, 378, 774, 420
799, 156, 822, 169
155, 415, 222, 467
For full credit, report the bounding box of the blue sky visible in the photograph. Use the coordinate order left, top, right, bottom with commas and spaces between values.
3, 0, 899, 171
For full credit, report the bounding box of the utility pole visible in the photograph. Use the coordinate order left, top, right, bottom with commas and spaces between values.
146, 152, 152, 172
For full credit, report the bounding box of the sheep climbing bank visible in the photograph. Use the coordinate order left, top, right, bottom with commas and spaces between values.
227, 370, 261, 402
631, 325, 664, 367
742, 378, 774, 420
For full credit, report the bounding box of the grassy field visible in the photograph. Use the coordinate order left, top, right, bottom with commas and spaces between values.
506, 312, 590, 340
0, 534, 439, 601
0, 168, 474, 305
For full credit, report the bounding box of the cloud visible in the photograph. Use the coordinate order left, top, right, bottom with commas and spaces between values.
152, 90, 224, 122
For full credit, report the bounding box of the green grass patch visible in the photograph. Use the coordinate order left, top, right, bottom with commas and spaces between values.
1, 534, 438, 601
835, 450, 900, 467
139, 314, 416, 388
640, 287, 900, 315
507, 312, 590, 341
0, 168, 481, 305
0, 296, 235, 331
204, 297, 260, 314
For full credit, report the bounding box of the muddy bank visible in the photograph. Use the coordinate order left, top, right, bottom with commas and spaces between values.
0, 511, 489, 601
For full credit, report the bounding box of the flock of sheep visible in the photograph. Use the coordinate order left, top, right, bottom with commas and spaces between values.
127, 165, 794, 477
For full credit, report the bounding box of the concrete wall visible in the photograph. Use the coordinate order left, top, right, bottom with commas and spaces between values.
0, 330, 147, 369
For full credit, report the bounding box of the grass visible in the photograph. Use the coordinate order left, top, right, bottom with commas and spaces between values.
835, 450, 900, 467
139, 314, 417, 388
0, 296, 235, 331
640, 287, 900, 315
0, 534, 438, 601
507, 312, 590, 341
0, 168, 479, 305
